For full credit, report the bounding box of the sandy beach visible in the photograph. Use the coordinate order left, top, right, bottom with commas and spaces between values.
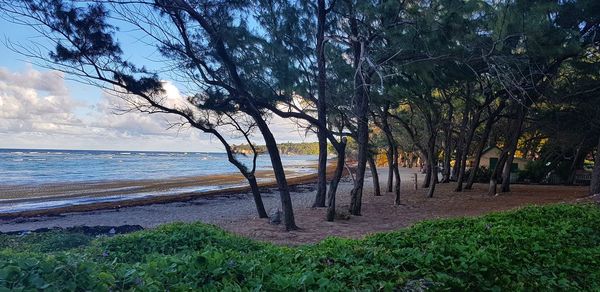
0, 166, 325, 218
0, 167, 590, 245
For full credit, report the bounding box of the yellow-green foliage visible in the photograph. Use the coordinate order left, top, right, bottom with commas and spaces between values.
1, 204, 599, 291
232, 142, 338, 156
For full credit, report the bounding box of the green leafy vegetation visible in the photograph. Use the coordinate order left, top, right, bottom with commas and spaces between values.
0, 231, 93, 253
231, 142, 338, 156
1, 204, 599, 290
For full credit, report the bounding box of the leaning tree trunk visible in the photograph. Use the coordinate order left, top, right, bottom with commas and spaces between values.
246, 175, 268, 218
349, 114, 368, 215
428, 164, 438, 198
220, 137, 268, 218
566, 142, 586, 185
500, 148, 517, 192
590, 136, 600, 196
465, 111, 496, 190
393, 146, 402, 205
368, 153, 381, 196
488, 149, 509, 196
327, 139, 347, 221
455, 108, 480, 191
427, 144, 438, 197
500, 108, 526, 193
253, 116, 298, 230
199, 14, 297, 229
313, 0, 328, 208
380, 107, 396, 193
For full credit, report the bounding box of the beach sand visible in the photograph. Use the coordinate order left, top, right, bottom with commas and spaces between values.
0, 167, 590, 245
0, 167, 324, 218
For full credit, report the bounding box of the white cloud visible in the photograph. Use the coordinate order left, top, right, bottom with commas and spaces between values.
0, 71, 84, 135
0, 67, 214, 151
0, 67, 316, 151
0, 65, 68, 96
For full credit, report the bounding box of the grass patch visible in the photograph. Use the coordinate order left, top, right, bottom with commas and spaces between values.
1, 204, 599, 290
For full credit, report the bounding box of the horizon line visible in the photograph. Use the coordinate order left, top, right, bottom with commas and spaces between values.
0, 147, 226, 154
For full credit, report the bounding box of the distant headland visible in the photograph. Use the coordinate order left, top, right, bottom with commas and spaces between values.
231, 142, 335, 156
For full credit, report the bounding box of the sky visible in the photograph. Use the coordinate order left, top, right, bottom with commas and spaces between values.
0, 14, 315, 152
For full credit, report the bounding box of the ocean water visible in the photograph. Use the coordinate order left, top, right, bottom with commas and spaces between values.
0, 149, 318, 185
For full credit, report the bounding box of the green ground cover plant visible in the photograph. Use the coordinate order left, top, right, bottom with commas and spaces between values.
1, 204, 599, 291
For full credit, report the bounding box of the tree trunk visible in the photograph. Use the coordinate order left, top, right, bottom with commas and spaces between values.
368, 153, 381, 196
253, 116, 298, 230
590, 136, 600, 196
246, 175, 268, 218
441, 106, 453, 183
327, 139, 347, 221
456, 109, 481, 191
386, 145, 394, 192
393, 146, 402, 205
314, 134, 327, 207
427, 142, 438, 197
451, 149, 461, 182
500, 108, 526, 192
441, 135, 452, 183
500, 148, 517, 192
313, 0, 328, 208
452, 105, 469, 182
348, 8, 368, 216
488, 148, 508, 196
428, 165, 438, 198
422, 156, 431, 188
379, 106, 395, 193
349, 117, 368, 215
567, 143, 586, 185
465, 106, 500, 190
220, 137, 267, 219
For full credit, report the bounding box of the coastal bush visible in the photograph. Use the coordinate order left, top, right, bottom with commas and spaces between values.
1, 204, 599, 291
0, 230, 94, 252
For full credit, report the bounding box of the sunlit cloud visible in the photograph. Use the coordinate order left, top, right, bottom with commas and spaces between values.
0, 67, 315, 151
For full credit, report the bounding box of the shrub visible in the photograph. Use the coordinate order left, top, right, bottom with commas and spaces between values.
0, 231, 94, 253
1, 204, 599, 290
520, 160, 550, 183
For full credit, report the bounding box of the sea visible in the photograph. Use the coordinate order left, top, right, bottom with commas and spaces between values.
0, 148, 318, 185
0, 149, 318, 214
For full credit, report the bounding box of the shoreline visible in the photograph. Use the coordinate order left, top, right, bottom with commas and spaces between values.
0, 167, 589, 245
0, 165, 337, 220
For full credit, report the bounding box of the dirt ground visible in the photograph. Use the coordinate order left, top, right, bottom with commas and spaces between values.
222, 181, 590, 245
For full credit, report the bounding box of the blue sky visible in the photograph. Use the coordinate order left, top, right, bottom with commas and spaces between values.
0, 14, 314, 152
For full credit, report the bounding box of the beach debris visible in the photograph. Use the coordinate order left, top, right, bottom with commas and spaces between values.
269, 209, 282, 225
109, 228, 116, 235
